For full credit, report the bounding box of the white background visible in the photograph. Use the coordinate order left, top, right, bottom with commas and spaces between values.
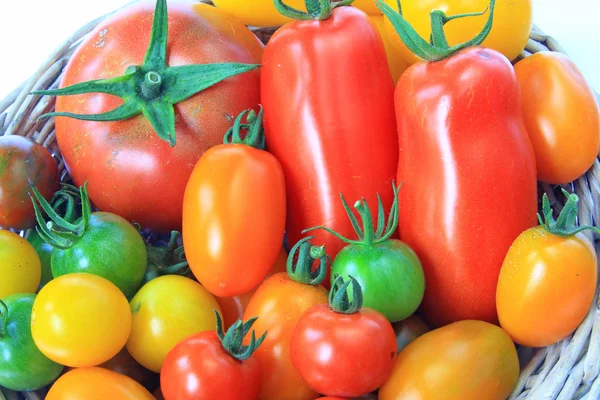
0, 0, 598, 99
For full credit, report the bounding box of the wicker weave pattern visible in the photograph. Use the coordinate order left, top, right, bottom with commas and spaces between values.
0, 4, 598, 400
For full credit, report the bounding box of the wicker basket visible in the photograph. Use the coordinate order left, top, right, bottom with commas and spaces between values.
1, 2, 599, 399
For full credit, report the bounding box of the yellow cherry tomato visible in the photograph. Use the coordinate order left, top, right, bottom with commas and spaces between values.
212, 1, 381, 28
31, 273, 131, 367
46, 367, 155, 400
126, 275, 222, 373
370, 15, 409, 83
382, 0, 532, 65
0, 230, 41, 298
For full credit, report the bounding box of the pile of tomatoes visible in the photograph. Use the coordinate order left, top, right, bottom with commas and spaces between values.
1, 0, 599, 399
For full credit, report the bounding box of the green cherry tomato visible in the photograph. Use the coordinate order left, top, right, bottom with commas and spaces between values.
30, 184, 147, 298
307, 183, 425, 322
50, 212, 147, 297
332, 239, 425, 322
0, 294, 64, 391
27, 230, 53, 290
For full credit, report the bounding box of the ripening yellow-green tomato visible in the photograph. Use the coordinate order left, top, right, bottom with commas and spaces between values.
0, 230, 41, 298
126, 275, 222, 373
31, 273, 132, 368
382, 0, 532, 65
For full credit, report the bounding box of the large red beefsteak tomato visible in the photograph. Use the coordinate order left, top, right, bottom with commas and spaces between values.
38, 0, 263, 232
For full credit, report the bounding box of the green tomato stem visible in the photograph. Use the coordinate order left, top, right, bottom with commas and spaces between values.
223, 107, 266, 150
141, 71, 163, 100
29, 182, 92, 250
214, 310, 267, 361
286, 236, 329, 286
538, 190, 600, 237
303, 181, 402, 246
329, 275, 363, 314
273, 0, 354, 21
376, 0, 496, 62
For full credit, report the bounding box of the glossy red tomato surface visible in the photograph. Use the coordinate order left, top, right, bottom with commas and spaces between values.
160, 330, 262, 400
291, 304, 397, 397
262, 6, 398, 278
55, 1, 263, 232
395, 47, 538, 327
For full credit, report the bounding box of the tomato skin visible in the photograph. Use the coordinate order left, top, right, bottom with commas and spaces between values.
331, 240, 425, 322
55, 2, 263, 232
46, 367, 155, 400
262, 7, 398, 276
497, 227, 598, 347
183, 144, 286, 297
0, 136, 59, 230
382, 0, 531, 65
212, 0, 381, 27
514, 52, 600, 184
395, 47, 538, 327
31, 273, 132, 367
379, 320, 519, 400
216, 246, 288, 329
291, 304, 397, 397
0, 294, 64, 391
0, 230, 41, 299
51, 212, 147, 297
160, 331, 262, 400
243, 272, 329, 400
127, 275, 222, 373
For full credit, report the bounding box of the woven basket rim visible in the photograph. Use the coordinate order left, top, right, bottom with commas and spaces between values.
1, 2, 599, 400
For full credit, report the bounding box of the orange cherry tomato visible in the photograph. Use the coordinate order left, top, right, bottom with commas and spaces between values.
243, 271, 329, 400
46, 367, 155, 400
183, 110, 286, 297
379, 320, 519, 400
514, 51, 600, 184
497, 226, 597, 347
216, 246, 287, 329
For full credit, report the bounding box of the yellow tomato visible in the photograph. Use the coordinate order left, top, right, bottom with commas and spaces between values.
212, 1, 380, 27
0, 230, 41, 298
379, 320, 519, 400
370, 15, 409, 83
31, 273, 131, 367
126, 275, 222, 373
46, 367, 155, 400
382, 0, 532, 64
354, 0, 383, 15
211, 0, 306, 27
